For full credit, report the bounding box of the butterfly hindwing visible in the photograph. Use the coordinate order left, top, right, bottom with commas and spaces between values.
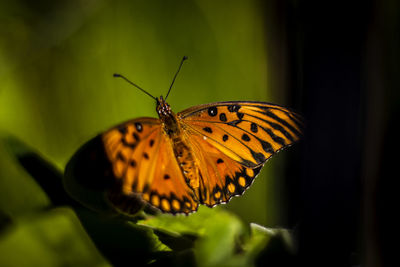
143, 134, 199, 214
186, 132, 263, 207
102, 118, 198, 214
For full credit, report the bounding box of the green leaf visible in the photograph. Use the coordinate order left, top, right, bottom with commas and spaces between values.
139, 207, 248, 267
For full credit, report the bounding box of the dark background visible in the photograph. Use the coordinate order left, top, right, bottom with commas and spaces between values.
1, 0, 399, 266
276, 0, 399, 266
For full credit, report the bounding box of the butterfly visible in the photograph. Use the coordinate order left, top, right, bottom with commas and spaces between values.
65, 57, 303, 216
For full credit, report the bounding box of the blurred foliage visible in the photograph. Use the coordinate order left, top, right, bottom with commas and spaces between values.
0, 207, 109, 267
0, 0, 296, 266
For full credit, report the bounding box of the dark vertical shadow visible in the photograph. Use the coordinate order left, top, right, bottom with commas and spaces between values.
290, 1, 369, 266
260, 0, 380, 266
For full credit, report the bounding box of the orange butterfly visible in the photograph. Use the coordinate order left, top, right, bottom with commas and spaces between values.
66, 57, 303, 215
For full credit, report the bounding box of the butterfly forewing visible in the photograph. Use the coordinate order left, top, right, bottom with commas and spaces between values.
179, 101, 303, 167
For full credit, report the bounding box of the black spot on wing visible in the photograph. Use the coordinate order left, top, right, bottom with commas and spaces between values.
118, 126, 127, 134
121, 138, 136, 148
251, 150, 266, 164
241, 134, 250, 142
228, 105, 241, 112
135, 122, 143, 132
219, 113, 227, 122
116, 152, 126, 162
260, 139, 274, 154
203, 127, 213, 133
250, 123, 258, 133
208, 107, 218, 117
133, 132, 140, 141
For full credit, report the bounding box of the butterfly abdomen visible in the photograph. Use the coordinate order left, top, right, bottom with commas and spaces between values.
171, 136, 199, 191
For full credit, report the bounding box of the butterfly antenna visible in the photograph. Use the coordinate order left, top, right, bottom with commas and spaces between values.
113, 73, 157, 101
165, 56, 188, 100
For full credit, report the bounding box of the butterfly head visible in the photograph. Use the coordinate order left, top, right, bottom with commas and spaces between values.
156, 96, 172, 117
156, 96, 180, 136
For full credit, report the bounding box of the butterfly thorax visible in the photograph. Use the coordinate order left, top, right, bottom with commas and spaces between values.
156, 96, 200, 190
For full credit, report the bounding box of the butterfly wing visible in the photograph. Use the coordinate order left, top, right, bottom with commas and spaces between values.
102, 118, 198, 214
184, 132, 263, 207
178, 101, 303, 206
